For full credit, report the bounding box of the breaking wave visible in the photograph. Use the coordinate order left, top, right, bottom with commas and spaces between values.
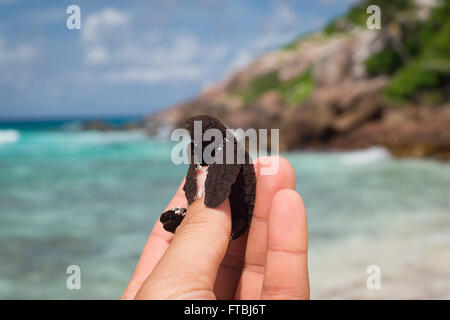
339, 146, 391, 165
0, 130, 20, 145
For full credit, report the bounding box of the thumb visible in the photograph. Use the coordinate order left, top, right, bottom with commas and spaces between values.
135, 169, 231, 300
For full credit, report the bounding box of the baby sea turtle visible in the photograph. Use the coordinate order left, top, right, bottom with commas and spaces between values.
160, 115, 256, 240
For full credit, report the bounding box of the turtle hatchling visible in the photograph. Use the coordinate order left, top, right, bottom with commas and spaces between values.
159, 115, 256, 240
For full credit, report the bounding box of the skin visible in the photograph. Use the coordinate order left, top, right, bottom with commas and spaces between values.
121, 156, 309, 300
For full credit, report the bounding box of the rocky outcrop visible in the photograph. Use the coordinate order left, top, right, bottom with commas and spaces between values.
330, 105, 450, 160
280, 77, 388, 150
146, 2, 449, 160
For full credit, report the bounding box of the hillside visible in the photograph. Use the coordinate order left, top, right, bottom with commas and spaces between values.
147, 0, 450, 159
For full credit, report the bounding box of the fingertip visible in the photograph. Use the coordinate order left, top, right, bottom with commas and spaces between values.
255, 156, 296, 190
272, 189, 305, 216
276, 156, 296, 186
263, 188, 310, 300
269, 188, 307, 250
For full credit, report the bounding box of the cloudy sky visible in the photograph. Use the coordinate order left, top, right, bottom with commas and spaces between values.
0, 0, 357, 119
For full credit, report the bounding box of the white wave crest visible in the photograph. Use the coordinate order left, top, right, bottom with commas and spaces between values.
75, 130, 147, 144
0, 130, 20, 145
340, 146, 391, 165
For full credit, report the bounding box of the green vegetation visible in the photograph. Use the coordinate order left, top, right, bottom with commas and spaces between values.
282, 31, 315, 50
365, 48, 403, 76
385, 61, 444, 101
345, 0, 412, 27
235, 68, 315, 105
257, 0, 449, 105
323, 19, 342, 36
279, 68, 315, 104
348, 0, 450, 103
320, 0, 414, 37
383, 0, 450, 102
236, 71, 281, 104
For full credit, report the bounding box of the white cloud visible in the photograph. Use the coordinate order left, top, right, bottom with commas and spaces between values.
229, 50, 253, 70
252, 5, 301, 51
103, 35, 226, 83
82, 8, 130, 43
253, 30, 297, 51
207, 44, 228, 61
85, 46, 108, 64
82, 7, 130, 65
266, 5, 298, 30
80, 7, 228, 84
145, 35, 226, 65
226, 5, 300, 73
0, 36, 36, 63
0, 34, 38, 89
103, 34, 204, 67
226, 4, 327, 74
150, 35, 200, 65
105, 65, 204, 83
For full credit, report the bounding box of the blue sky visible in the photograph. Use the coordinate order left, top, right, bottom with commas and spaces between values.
0, 0, 357, 119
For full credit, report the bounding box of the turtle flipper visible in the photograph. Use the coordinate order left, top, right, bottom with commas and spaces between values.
204, 162, 240, 208
183, 164, 198, 205
204, 136, 241, 208
160, 207, 187, 233
229, 162, 256, 240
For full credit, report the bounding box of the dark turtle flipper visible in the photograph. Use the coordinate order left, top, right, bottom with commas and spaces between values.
204, 137, 241, 208
183, 164, 198, 205
204, 162, 240, 208
229, 163, 256, 240
160, 207, 187, 233
229, 170, 249, 240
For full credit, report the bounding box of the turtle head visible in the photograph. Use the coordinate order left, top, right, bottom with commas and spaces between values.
183, 115, 228, 166
183, 115, 227, 139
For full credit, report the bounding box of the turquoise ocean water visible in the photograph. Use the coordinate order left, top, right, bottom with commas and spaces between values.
1, 123, 449, 299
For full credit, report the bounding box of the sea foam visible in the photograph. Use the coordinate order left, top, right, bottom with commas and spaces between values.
340, 146, 391, 165
0, 130, 20, 145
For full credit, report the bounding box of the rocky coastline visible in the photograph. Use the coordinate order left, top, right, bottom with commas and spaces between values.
145, 0, 449, 160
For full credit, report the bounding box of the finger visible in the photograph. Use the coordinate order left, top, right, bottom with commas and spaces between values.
214, 160, 261, 299
261, 189, 309, 300
236, 156, 296, 299
135, 169, 231, 300
213, 228, 248, 299
121, 178, 187, 300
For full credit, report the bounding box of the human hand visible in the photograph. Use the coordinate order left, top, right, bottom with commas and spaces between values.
122, 156, 309, 300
